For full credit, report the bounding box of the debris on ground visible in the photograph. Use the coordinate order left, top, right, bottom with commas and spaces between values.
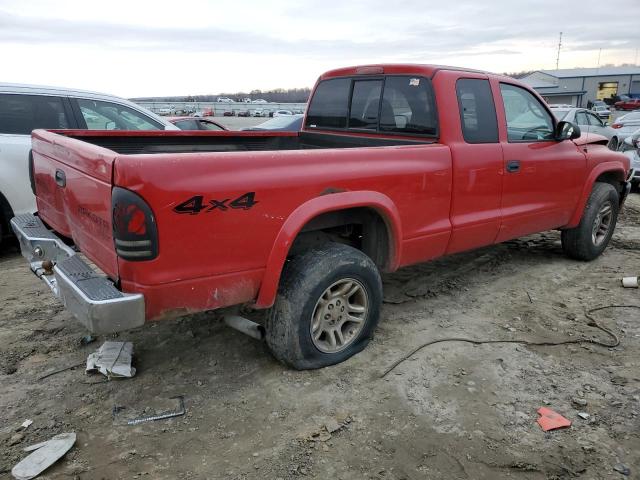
571, 398, 588, 408
577, 412, 590, 420
613, 463, 631, 476
86, 341, 135, 378
126, 396, 185, 425
536, 407, 571, 431
308, 416, 352, 441
80, 335, 96, 345
11, 432, 76, 480
19, 419, 33, 430
621, 276, 638, 288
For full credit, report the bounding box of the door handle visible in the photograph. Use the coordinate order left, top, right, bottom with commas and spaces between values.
506, 160, 521, 173
55, 169, 66, 187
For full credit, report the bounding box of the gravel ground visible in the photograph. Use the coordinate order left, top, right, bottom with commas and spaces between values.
1, 194, 639, 479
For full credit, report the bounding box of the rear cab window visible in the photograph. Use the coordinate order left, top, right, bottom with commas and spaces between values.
455, 79, 498, 143
305, 75, 437, 137
0, 94, 72, 134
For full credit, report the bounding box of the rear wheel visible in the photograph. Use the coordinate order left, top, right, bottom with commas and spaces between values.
561, 182, 619, 261
265, 243, 382, 370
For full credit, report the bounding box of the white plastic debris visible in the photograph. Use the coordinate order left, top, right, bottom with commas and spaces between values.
20, 420, 33, 430
11, 432, 76, 480
86, 341, 135, 378
622, 276, 639, 288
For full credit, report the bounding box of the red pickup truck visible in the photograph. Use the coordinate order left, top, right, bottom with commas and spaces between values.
12, 64, 633, 369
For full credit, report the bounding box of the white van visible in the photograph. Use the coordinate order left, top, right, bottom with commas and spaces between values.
0, 83, 178, 244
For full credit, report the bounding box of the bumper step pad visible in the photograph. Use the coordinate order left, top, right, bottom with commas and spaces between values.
56, 256, 123, 302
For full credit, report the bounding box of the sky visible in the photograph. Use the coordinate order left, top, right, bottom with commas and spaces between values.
1, 0, 639, 98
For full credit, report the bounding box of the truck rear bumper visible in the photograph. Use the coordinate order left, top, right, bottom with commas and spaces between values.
10, 214, 145, 334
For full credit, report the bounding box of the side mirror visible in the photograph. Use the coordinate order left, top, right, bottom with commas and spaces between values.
555, 121, 581, 140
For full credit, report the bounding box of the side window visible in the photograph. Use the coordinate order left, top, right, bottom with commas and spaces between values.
380, 77, 437, 135
0, 94, 70, 134
305, 78, 351, 129
76, 99, 162, 130
499, 84, 554, 142
173, 119, 200, 130
199, 120, 224, 131
349, 80, 382, 130
574, 111, 589, 125
587, 113, 603, 127
455, 79, 498, 143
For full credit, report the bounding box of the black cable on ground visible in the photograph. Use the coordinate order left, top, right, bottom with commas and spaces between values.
380, 304, 639, 378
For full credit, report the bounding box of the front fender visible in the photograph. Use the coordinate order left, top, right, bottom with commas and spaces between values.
566, 161, 627, 228
254, 191, 402, 308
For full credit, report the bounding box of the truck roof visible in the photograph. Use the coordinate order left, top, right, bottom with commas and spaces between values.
319, 64, 490, 80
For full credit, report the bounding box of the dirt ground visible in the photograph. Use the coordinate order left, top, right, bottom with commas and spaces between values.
1, 195, 639, 480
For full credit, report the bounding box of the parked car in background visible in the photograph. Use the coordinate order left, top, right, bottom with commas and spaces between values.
157, 107, 174, 115
609, 111, 640, 150
237, 110, 251, 117
217, 97, 234, 103
222, 110, 235, 117
591, 105, 611, 119
252, 108, 265, 117
549, 106, 615, 146
620, 128, 640, 187
168, 117, 227, 131
193, 107, 214, 117
274, 110, 293, 117
614, 98, 640, 111
549, 103, 573, 108
242, 114, 304, 131
251, 99, 268, 104
0, 82, 178, 245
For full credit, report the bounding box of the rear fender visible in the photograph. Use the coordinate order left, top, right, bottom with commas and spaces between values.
254, 191, 402, 308
566, 162, 627, 228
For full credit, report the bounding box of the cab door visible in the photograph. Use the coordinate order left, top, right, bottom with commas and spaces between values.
494, 82, 587, 242
444, 75, 504, 254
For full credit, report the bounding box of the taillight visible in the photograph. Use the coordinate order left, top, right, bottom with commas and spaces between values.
611, 123, 622, 129
112, 187, 158, 261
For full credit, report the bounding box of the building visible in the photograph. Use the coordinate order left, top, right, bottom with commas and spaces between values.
519, 67, 640, 107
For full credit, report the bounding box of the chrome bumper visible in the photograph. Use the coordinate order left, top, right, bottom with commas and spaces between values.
10, 214, 145, 334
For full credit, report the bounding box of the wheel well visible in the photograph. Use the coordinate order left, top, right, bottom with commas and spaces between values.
288, 207, 392, 270
0, 190, 14, 238
595, 171, 625, 198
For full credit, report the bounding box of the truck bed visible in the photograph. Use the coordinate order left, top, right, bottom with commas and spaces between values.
54, 130, 435, 155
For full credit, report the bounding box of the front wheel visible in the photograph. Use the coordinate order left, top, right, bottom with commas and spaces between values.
265, 243, 382, 370
561, 182, 619, 261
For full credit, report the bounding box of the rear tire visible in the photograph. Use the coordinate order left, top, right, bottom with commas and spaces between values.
265, 243, 382, 370
561, 182, 619, 261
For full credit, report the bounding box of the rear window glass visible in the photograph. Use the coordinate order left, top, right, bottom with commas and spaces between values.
380, 77, 437, 135
455, 78, 498, 143
0, 94, 71, 134
306, 75, 437, 136
306, 78, 351, 129
349, 80, 382, 130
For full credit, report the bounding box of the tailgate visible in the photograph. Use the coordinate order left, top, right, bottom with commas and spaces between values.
31, 130, 119, 279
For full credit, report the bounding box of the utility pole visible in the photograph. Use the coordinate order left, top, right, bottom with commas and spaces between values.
555, 32, 562, 70
597, 48, 602, 68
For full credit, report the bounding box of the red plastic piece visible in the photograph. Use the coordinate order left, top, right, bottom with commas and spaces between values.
537, 407, 572, 431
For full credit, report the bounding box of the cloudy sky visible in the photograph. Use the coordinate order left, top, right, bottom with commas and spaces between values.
1, 0, 639, 98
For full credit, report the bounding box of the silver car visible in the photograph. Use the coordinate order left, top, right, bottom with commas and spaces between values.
609, 111, 640, 151
620, 128, 640, 185
550, 107, 615, 145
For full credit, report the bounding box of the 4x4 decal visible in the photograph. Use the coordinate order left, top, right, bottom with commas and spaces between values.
173, 192, 258, 215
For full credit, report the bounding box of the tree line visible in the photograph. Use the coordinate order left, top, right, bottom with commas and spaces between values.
132, 87, 311, 103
